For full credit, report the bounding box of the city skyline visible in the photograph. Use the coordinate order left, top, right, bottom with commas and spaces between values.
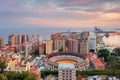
0, 0, 120, 29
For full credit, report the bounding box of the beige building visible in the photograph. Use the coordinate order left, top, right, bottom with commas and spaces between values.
82, 31, 89, 39
46, 40, 53, 55
79, 39, 88, 54
39, 44, 45, 55
8, 34, 16, 45
58, 64, 76, 80
67, 38, 78, 53
53, 39, 66, 51
0, 38, 4, 48
12, 61, 30, 72
7, 58, 19, 70
21, 42, 32, 60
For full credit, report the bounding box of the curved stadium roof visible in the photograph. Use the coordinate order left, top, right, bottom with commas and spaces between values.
46, 52, 86, 59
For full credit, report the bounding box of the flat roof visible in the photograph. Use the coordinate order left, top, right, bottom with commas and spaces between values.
58, 64, 75, 69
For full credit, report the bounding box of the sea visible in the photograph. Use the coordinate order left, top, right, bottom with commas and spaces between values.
0, 27, 94, 44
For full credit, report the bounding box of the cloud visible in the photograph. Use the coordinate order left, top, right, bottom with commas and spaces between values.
0, 0, 120, 28
68, 0, 92, 5
3, 15, 118, 28
7, 8, 54, 13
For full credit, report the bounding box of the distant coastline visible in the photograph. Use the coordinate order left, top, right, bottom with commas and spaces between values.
0, 27, 93, 44
0, 27, 118, 44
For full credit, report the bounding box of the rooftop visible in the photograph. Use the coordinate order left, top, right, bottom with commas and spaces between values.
46, 52, 86, 59
58, 64, 75, 69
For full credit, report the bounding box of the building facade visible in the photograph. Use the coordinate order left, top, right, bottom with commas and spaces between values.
88, 36, 96, 51
0, 38, 4, 48
16, 35, 29, 45
79, 39, 88, 54
39, 43, 45, 55
53, 39, 66, 52
46, 40, 53, 55
58, 64, 76, 80
67, 38, 78, 53
8, 34, 16, 45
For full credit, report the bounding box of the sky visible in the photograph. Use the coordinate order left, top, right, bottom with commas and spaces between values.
0, 0, 120, 29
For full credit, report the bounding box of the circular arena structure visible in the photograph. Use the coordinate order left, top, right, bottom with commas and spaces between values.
45, 52, 90, 71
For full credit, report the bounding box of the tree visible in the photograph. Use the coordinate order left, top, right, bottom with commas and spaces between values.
6, 72, 16, 80
41, 70, 58, 77
112, 69, 120, 77
89, 49, 95, 53
107, 55, 118, 62
0, 60, 7, 73
24, 76, 35, 80
19, 72, 29, 80
107, 55, 120, 70
114, 59, 120, 69
98, 49, 110, 62
0, 75, 5, 80
76, 70, 112, 76
112, 47, 120, 56
6, 71, 29, 80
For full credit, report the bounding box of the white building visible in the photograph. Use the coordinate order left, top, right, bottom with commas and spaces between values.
103, 35, 120, 46
88, 36, 96, 52
22, 42, 32, 60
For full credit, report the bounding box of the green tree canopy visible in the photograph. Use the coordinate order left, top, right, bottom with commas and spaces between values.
107, 55, 120, 70
98, 49, 110, 62
107, 55, 118, 62
19, 71, 29, 80
89, 49, 95, 53
6, 72, 16, 80
24, 76, 35, 80
112, 47, 120, 56
0, 75, 5, 80
0, 60, 7, 73
6, 71, 30, 80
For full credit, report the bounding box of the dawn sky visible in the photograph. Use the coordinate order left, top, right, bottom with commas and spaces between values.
0, 0, 120, 29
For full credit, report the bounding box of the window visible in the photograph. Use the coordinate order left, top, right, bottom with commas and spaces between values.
66, 73, 68, 75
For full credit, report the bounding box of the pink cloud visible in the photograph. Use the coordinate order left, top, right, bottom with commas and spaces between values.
68, 0, 92, 5
39, 8, 54, 13
2, 16, 120, 28
15, 18, 120, 28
